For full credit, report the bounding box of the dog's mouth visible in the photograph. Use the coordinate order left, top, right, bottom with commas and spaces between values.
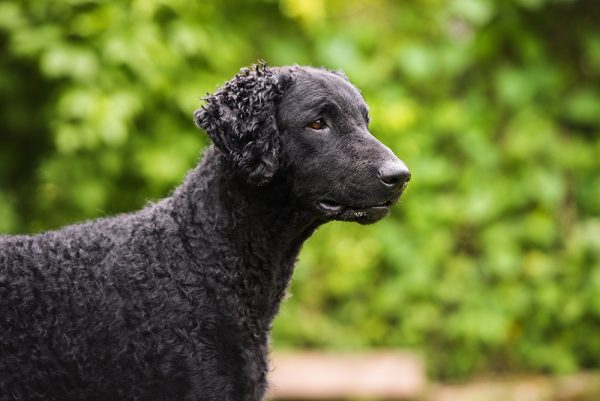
316, 198, 397, 225
318, 199, 394, 212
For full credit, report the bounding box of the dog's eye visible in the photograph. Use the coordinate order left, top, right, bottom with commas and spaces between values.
308, 119, 326, 130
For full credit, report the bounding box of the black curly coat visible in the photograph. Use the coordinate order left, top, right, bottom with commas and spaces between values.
0, 64, 410, 401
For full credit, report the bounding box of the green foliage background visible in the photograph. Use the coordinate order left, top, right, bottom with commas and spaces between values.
1, 0, 599, 380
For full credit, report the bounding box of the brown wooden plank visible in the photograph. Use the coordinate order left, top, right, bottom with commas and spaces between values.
267, 351, 425, 399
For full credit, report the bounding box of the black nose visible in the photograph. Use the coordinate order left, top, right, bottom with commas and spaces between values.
378, 161, 411, 191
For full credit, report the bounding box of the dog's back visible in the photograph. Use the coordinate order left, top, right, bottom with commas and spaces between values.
0, 202, 201, 400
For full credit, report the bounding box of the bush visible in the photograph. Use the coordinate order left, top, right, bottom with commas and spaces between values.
1, 0, 599, 380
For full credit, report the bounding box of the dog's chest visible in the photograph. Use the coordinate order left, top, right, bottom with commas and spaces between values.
183, 310, 271, 401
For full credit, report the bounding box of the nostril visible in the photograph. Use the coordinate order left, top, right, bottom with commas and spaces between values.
378, 162, 411, 190
381, 173, 400, 186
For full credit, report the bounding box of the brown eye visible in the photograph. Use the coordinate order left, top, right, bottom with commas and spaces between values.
308, 119, 326, 130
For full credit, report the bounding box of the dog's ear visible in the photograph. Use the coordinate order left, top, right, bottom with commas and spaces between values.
194, 63, 292, 186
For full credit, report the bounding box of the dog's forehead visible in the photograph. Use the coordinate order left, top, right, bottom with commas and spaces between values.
283, 67, 367, 112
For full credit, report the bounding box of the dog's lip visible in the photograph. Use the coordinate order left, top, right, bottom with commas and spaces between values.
317, 199, 394, 213
317, 200, 344, 212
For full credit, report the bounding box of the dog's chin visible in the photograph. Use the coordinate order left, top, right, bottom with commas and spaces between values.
339, 206, 390, 225
316, 200, 393, 225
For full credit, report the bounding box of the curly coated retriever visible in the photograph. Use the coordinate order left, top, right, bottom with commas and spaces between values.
0, 64, 410, 401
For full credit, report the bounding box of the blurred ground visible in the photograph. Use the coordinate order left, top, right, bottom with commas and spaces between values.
268, 352, 600, 401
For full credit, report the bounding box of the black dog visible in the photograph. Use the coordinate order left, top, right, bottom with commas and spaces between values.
0, 64, 410, 401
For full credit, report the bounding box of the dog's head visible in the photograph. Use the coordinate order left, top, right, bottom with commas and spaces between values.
195, 63, 410, 224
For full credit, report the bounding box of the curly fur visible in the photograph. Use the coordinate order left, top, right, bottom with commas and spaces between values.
0, 64, 409, 401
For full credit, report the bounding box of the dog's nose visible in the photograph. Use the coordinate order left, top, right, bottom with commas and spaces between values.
378, 160, 411, 191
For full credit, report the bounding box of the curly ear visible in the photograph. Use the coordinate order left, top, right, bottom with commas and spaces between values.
194, 63, 292, 186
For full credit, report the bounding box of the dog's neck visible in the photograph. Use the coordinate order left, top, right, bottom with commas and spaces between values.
170, 146, 320, 329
